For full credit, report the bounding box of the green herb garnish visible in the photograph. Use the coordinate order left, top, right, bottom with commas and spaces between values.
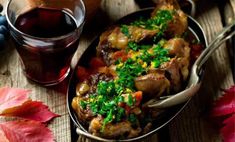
128, 114, 137, 124
116, 58, 145, 90
127, 94, 135, 106
80, 100, 87, 109
79, 10, 173, 131
121, 25, 130, 37
132, 10, 173, 31
151, 43, 170, 68
128, 42, 152, 51
128, 42, 138, 51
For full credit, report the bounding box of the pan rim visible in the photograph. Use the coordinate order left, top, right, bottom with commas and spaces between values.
66, 7, 208, 141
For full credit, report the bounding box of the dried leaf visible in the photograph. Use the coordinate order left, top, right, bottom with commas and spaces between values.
0, 129, 9, 142
0, 87, 30, 113
0, 120, 54, 142
211, 86, 235, 117
221, 114, 235, 142
210, 86, 235, 142
1, 101, 60, 123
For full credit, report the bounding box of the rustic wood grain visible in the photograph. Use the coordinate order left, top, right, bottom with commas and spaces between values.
228, 0, 235, 80
1, 0, 234, 141
224, 0, 235, 80
0, 0, 6, 15
230, 0, 235, 14
101, 0, 139, 21
224, 0, 235, 25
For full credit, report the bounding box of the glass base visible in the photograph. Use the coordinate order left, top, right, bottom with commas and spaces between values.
23, 68, 71, 86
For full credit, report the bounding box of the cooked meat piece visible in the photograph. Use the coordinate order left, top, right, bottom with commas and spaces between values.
89, 117, 142, 138
153, 0, 181, 10
160, 58, 181, 92
72, 97, 94, 123
76, 81, 90, 96
130, 107, 142, 115
134, 71, 170, 98
72, 72, 115, 124
98, 65, 117, 77
128, 26, 159, 43
88, 117, 103, 135
99, 26, 158, 50
143, 123, 152, 134
164, 38, 189, 57
152, 0, 187, 36
163, 38, 190, 80
97, 26, 158, 65
106, 27, 129, 50
145, 38, 190, 93
88, 73, 114, 94
178, 56, 190, 81
167, 9, 187, 36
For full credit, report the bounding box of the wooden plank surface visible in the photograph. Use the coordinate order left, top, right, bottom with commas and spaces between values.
0, 0, 234, 142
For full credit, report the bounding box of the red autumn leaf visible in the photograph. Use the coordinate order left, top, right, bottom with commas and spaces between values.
211, 86, 235, 117
0, 129, 9, 142
0, 120, 54, 142
221, 114, 235, 142
210, 86, 235, 142
0, 101, 60, 123
0, 87, 30, 113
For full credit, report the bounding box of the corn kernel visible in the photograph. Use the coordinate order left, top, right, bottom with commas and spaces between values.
142, 62, 147, 68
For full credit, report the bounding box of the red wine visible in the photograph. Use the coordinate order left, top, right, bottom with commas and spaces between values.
15, 8, 77, 38
14, 8, 79, 85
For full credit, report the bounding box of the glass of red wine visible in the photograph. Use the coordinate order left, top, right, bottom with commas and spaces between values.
5, 0, 85, 86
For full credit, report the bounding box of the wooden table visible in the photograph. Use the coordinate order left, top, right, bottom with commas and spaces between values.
0, 0, 234, 142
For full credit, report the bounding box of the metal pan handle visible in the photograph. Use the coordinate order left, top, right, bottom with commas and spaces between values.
186, 0, 196, 16
195, 21, 235, 72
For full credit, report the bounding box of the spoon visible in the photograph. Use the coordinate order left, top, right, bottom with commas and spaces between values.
147, 21, 235, 108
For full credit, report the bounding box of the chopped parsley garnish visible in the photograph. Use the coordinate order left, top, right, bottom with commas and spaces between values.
121, 10, 173, 41
116, 58, 146, 90
128, 114, 137, 124
128, 41, 170, 68
127, 41, 151, 51
128, 42, 138, 51
132, 10, 173, 42
79, 9, 173, 131
97, 81, 116, 96
151, 43, 170, 68
127, 94, 135, 106
128, 42, 152, 51
140, 49, 152, 63
131, 10, 173, 31
80, 100, 87, 109
120, 25, 130, 37
80, 83, 126, 130
80, 41, 170, 129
